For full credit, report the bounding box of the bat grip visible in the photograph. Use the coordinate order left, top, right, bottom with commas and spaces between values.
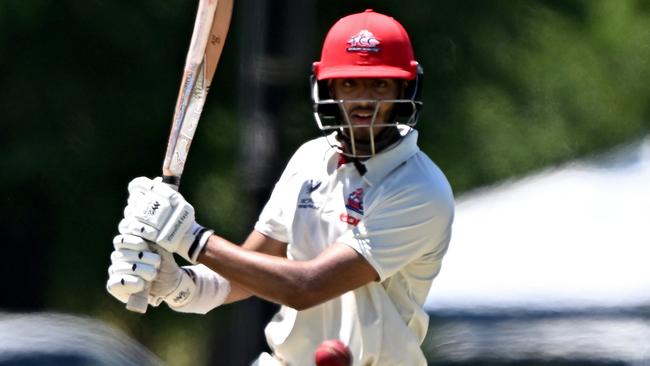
126, 282, 151, 313
162, 175, 181, 188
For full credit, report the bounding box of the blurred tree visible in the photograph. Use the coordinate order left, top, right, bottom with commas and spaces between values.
204, 0, 315, 364
0, 1, 649, 365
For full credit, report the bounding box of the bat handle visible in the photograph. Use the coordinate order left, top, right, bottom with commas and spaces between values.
126, 282, 151, 313
162, 175, 181, 188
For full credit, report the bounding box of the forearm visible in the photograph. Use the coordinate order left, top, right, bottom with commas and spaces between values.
197, 234, 318, 310
221, 230, 290, 304
223, 280, 254, 304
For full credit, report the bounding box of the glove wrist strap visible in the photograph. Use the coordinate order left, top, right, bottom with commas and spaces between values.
188, 226, 214, 263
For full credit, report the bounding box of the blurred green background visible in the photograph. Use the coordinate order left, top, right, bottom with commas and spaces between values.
1, 0, 649, 365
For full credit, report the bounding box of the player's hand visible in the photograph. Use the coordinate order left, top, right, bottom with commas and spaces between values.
118, 176, 213, 263
107, 234, 197, 308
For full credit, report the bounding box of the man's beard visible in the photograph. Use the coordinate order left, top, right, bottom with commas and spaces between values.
335, 125, 401, 158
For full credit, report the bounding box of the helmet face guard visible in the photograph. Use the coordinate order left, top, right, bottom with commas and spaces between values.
310, 9, 424, 158
310, 67, 423, 158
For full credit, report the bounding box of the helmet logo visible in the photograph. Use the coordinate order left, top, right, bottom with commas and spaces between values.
346, 30, 381, 53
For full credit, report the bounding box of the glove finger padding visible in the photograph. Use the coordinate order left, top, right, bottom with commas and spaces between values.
108, 259, 159, 282
128, 176, 177, 199
113, 234, 149, 250
106, 273, 147, 304
127, 176, 156, 194
110, 248, 161, 268
118, 217, 160, 242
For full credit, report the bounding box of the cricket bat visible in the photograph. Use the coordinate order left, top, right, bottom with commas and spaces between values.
126, 0, 234, 313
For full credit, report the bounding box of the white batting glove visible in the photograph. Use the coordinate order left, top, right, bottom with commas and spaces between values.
118, 177, 214, 263
106, 234, 197, 308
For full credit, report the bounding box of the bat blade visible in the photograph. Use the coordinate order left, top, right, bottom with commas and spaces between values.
162, 0, 234, 186
126, 0, 233, 314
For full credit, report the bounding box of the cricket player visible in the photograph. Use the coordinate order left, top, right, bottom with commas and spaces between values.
107, 9, 454, 365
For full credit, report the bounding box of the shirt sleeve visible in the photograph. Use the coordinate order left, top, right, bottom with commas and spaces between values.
254, 185, 290, 243
337, 184, 454, 281
253, 144, 307, 243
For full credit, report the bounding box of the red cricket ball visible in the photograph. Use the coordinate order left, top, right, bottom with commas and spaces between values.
314, 339, 352, 366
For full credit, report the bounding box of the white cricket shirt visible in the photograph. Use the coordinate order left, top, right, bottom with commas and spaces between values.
254, 127, 454, 366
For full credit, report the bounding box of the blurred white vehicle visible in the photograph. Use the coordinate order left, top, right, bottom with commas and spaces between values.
423, 136, 650, 365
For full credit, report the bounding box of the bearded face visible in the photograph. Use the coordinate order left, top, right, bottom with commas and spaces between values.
328, 78, 406, 156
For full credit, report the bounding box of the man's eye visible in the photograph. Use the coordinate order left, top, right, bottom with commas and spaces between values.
375, 80, 388, 88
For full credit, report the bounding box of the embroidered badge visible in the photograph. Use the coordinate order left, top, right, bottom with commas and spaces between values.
347, 30, 381, 53
345, 188, 364, 215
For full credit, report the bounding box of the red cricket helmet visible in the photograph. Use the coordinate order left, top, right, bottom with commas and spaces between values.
313, 9, 419, 81
310, 9, 424, 161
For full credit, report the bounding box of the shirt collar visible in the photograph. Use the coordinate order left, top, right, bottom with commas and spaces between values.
362, 127, 420, 186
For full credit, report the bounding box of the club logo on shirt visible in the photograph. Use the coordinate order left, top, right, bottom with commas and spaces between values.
297, 179, 321, 209
341, 187, 364, 226
345, 188, 364, 215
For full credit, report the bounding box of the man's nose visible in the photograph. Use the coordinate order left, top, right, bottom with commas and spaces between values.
355, 85, 373, 100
